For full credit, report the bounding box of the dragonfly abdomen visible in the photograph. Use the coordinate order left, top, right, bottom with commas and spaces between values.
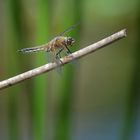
18, 45, 46, 53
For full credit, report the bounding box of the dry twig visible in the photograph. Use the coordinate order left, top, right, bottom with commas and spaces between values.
0, 29, 126, 90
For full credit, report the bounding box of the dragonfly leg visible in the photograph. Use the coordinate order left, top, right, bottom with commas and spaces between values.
56, 48, 64, 58
55, 55, 62, 63
55, 48, 64, 64
64, 45, 72, 54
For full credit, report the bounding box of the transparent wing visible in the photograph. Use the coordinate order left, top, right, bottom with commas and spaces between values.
61, 47, 79, 68
57, 22, 80, 36
45, 51, 54, 63
45, 51, 63, 74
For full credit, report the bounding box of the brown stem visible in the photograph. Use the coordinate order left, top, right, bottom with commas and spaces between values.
0, 29, 126, 90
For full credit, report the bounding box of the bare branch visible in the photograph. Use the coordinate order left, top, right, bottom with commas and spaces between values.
0, 29, 126, 90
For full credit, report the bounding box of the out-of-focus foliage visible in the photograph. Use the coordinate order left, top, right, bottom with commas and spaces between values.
0, 0, 140, 140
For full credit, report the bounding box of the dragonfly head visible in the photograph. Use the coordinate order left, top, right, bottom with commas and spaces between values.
66, 37, 75, 46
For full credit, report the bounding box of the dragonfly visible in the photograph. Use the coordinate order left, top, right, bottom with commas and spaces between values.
18, 23, 79, 63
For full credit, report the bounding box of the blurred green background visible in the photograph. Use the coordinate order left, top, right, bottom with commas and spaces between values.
0, 0, 140, 140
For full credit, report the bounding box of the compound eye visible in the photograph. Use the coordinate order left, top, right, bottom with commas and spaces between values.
67, 37, 75, 45
68, 37, 72, 41
66, 37, 71, 44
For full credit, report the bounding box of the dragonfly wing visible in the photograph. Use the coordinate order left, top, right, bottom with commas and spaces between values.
61, 47, 79, 68
45, 51, 54, 63
57, 22, 80, 36
45, 51, 63, 74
